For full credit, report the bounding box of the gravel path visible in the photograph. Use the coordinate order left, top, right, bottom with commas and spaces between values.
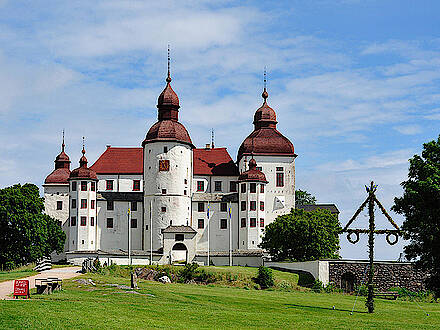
0, 267, 82, 300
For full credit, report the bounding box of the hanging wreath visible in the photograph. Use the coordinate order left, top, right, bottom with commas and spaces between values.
386, 233, 398, 245
347, 232, 360, 244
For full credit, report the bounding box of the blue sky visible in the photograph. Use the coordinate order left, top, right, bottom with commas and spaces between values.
0, 0, 439, 260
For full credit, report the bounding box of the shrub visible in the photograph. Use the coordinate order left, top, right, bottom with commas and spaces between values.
179, 263, 199, 283
312, 280, 324, 293
256, 266, 274, 289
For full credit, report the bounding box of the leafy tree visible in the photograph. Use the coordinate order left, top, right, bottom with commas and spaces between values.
261, 208, 341, 261
0, 183, 66, 269
392, 135, 440, 297
295, 189, 317, 205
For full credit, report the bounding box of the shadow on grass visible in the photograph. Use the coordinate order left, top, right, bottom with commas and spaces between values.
285, 303, 367, 314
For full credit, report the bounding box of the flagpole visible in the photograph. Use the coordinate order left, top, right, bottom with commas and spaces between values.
229, 201, 232, 267
207, 202, 210, 266
150, 199, 153, 265
128, 205, 132, 266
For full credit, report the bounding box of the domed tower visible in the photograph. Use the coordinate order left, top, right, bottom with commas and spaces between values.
238, 158, 267, 250
68, 141, 98, 252
142, 56, 194, 252
237, 83, 296, 227
43, 133, 71, 251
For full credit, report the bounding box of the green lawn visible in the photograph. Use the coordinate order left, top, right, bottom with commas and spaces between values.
0, 264, 37, 283
0, 272, 438, 329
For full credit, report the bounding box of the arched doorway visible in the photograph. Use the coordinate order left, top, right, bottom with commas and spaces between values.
171, 243, 188, 264
341, 272, 356, 293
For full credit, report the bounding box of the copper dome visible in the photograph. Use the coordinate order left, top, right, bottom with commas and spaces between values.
143, 120, 193, 147
238, 158, 267, 183
69, 147, 97, 180
44, 139, 71, 184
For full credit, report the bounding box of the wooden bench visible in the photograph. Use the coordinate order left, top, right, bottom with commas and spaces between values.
374, 291, 399, 300
35, 278, 63, 295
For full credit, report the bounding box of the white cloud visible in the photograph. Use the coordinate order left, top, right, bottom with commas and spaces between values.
393, 124, 422, 135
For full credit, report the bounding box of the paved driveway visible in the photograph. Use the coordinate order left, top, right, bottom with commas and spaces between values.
0, 267, 81, 300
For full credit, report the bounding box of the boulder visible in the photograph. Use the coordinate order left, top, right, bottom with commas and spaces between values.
158, 276, 171, 284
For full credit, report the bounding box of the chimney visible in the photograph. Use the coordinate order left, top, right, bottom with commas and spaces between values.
205, 143, 211, 149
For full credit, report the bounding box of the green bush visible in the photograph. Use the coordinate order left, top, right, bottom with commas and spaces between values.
178, 263, 199, 283
256, 266, 274, 289
312, 280, 324, 292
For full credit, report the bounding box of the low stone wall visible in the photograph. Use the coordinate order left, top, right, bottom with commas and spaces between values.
328, 260, 427, 292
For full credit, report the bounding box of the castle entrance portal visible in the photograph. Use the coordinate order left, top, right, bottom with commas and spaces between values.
171, 243, 188, 264
341, 272, 356, 292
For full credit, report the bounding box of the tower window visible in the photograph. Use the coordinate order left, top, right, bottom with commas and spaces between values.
276, 167, 284, 172
250, 183, 256, 193
133, 180, 140, 191
91, 200, 95, 209
131, 201, 137, 211
250, 218, 257, 227
220, 202, 227, 212
107, 200, 114, 211
276, 173, 284, 187
71, 199, 76, 209
175, 234, 184, 241
71, 182, 77, 191
82, 240, 84, 245
107, 218, 113, 228
260, 218, 264, 227
81, 199, 87, 209
91, 182, 96, 191
163, 146, 168, 153
159, 159, 170, 171
220, 219, 227, 229
256, 166, 262, 171
162, 189, 167, 194
214, 181, 222, 192
241, 183, 246, 193
131, 218, 137, 228
197, 181, 204, 192
198, 202, 204, 212
230, 181, 237, 192
198, 219, 204, 229
106, 180, 114, 191
80, 216, 86, 226
161, 206, 166, 212
184, 189, 187, 195
260, 201, 264, 211
90, 217, 95, 226
56, 201, 63, 210
71, 216, 76, 226
241, 218, 246, 228
241, 201, 246, 211
250, 201, 256, 211
184, 179, 188, 184
260, 184, 265, 193
81, 181, 87, 191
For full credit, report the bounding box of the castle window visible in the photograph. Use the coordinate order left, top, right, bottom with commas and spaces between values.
220, 202, 227, 212
161, 206, 166, 212
241, 183, 246, 193
71, 216, 76, 226
250, 218, 256, 227
82, 240, 84, 245
106, 218, 113, 228
197, 181, 204, 192
230, 181, 237, 192
241, 218, 246, 228
241, 201, 246, 211
184, 189, 187, 195
107, 200, 114, 211
80, 216, 86, 226
250, 183, 256, 193
175, 234, 184, 241
90, 217, 95, 226
162, 189, 167, 194
71, 199, 76, 209
260, 184, 265, 193
276, 167, 284, 172
214, 181, 222, 192
260, 201, 264, 211
56, 201, 63, 210
198, 219, 204, 229
184, 179, 188, 184
131, 201, 137, 211
198, 202, 204, 212
91, 200, 95, 209
250, 201, 256, 211
81, 199, 87, 209
71, 181, 77, 191
159, 159, 170, 171
276, 173, 284, 187
163, 146, 168, 153
81, 181, 87, 191
260, 218, 264, 227
91, 182, 96, 191
133, 180, 140, 191
106, 180, 113, 191
131, 218, 137, 228
220, 219, 227, 229
256, 166, 262, 171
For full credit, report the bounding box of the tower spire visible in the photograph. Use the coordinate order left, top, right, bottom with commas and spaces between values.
82, 136, 85, 155
166, 44, 171, 83
262, 67, 268, 102
62, 129, 65, 152
211, 128, 215, 148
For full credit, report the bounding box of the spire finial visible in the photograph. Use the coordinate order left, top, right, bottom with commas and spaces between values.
82, 136, 85, 155
211, 128, 215, 148
62, 129, 65, 152
262, 67, 268, 101
166, 44, 171, 83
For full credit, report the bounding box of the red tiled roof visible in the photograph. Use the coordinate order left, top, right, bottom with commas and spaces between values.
90, 147, 143, 174
193, 148, 239, 176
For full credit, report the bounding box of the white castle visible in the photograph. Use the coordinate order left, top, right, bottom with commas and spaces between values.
43, 66, 297, 266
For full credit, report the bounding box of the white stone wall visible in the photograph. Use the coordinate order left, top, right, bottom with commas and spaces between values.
193, 175, 238, 194
238, 155, 295, 226
143, 141, 192, 251
97, 174, 143, 192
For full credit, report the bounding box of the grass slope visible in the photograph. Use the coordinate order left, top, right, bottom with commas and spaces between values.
0, 272, 438, 329
0, 264, 37, 283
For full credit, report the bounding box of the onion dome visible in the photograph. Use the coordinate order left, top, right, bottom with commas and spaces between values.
238, 158, 267, 183
238, 88, 294, 161
142, 58, 193, 147
44, 136, 71, 184
69, 144, 97, 180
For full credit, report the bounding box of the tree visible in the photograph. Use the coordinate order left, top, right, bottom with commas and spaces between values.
392, 135, 440, 297
260, 208, 341, 261
0, 183, 66, 269
295, 189, 317, 205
